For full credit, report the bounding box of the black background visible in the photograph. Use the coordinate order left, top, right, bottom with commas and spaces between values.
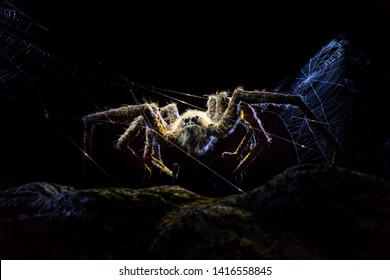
2, 0, 390, 189
9, 0, 390, 91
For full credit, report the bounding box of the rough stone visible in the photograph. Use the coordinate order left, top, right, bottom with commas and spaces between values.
1, 164, 390, 259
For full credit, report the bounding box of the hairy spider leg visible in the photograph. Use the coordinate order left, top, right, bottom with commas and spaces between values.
234, 88, 343, 164
221, 103, 271, 182
221, 124, 254, 160
83, 103, 181, 183
206, 91, 229, 122
208, 87, 342, 182
159, 103, 180, 126
83, 104, 154, 181
206, 89, 271, 181
140, 103, 180, 181
116, 116, 154, 183
143, 128, 179, 180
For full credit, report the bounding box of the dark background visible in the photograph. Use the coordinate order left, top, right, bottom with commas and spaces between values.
9, 0, 390, 91
1, 0, 390, 189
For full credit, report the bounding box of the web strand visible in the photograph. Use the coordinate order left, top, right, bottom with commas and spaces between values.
0, 1, 363, 192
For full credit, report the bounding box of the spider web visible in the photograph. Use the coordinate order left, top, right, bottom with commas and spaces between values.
0, 0, 382, 193
274, 36, 361, 165
0, 0, 142, 187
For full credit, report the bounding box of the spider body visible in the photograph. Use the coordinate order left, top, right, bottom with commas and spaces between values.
169, 109, 216, 156
83, 87, 341, 194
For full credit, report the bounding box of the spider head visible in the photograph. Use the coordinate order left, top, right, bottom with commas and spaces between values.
180, 110, 211, 129
183, 115, 201, 127
169, 110, 216, 156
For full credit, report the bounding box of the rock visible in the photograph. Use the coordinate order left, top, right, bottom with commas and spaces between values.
235, 165, 390, 259
0, 183, 210, 259
1, 164, 390, 259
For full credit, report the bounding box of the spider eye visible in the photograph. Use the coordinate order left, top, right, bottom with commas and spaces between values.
183, 115, 200, 126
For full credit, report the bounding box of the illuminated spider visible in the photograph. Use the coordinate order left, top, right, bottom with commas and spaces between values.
83, 87, 341, 186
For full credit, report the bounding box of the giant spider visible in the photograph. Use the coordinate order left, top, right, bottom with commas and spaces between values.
83, 87, 342, 191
